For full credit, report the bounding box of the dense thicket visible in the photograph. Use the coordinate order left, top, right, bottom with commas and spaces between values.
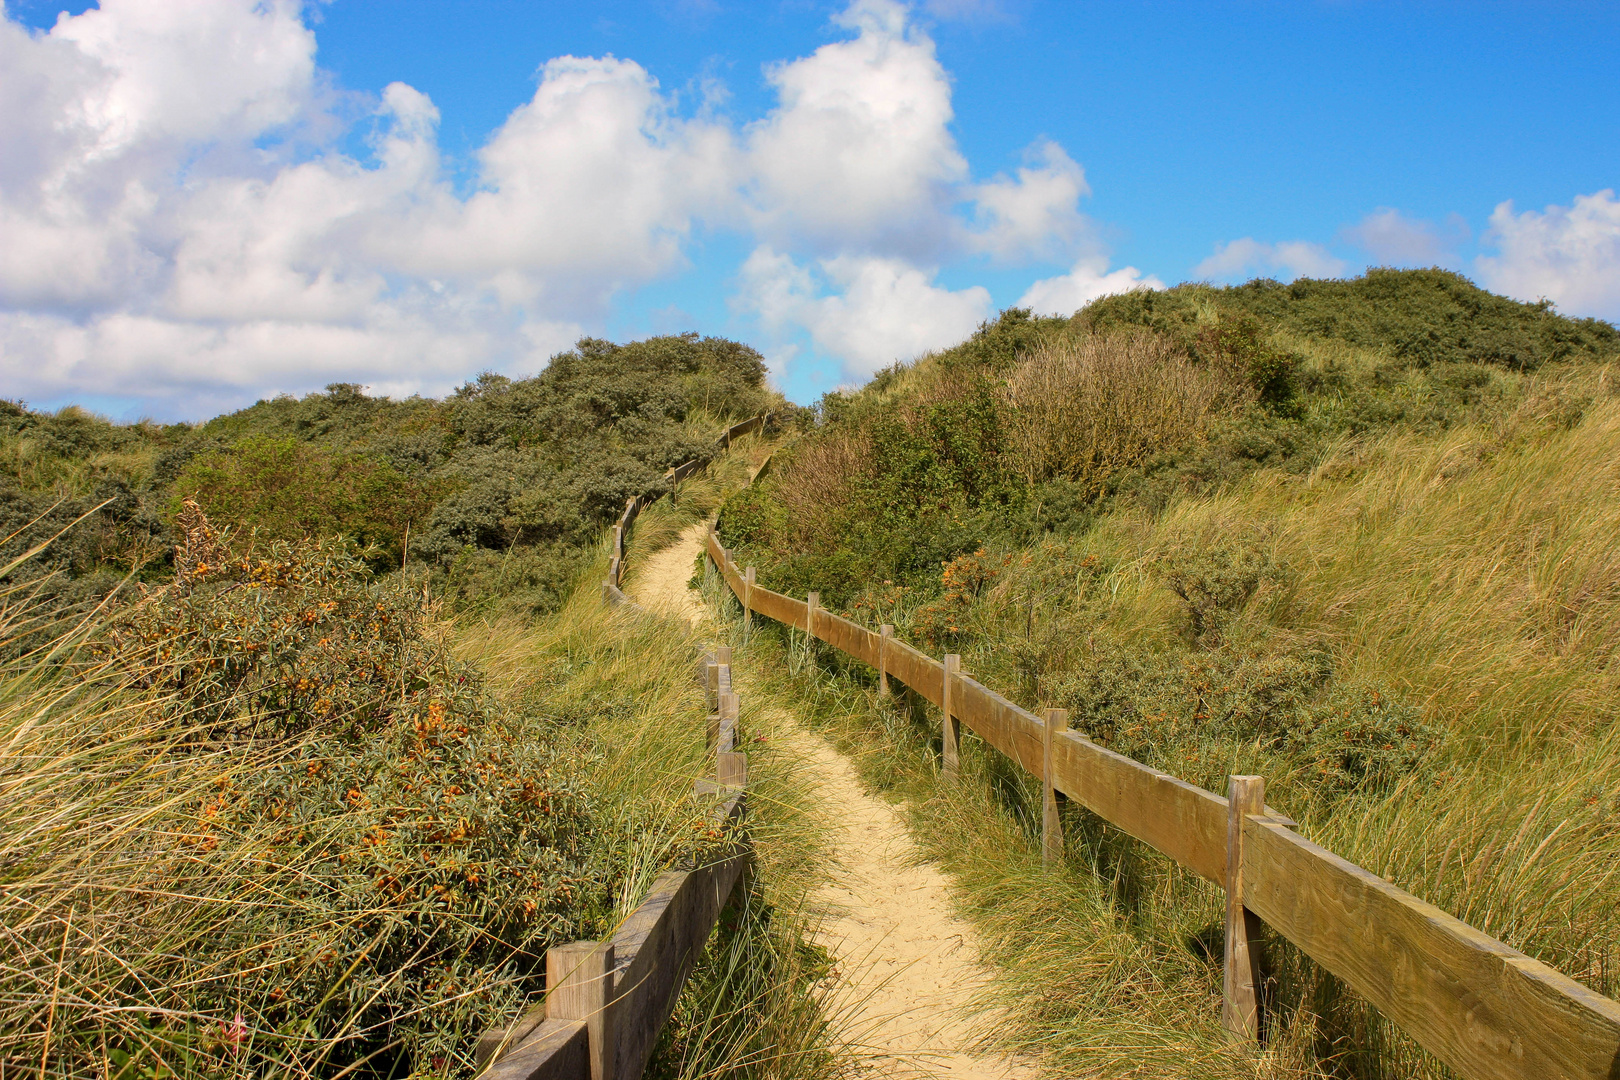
722, 269, 1616, 607
2, 332, 780, 614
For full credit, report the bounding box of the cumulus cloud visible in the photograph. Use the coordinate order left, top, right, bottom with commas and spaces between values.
967, 140, 1091, 264
1016, 257, 1162, 317
0, 0, 1132, 417
737, 246, 990, 379
1339, 207, 1467, 266
1475, 190, 1620, 320
1193, 238, 1347, 282
727, 1, 1131, 383
743, 0, 966, 259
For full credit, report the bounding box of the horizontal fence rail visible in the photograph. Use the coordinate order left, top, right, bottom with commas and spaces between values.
703, 528, 1620, 1080
478, 650, 751, 1080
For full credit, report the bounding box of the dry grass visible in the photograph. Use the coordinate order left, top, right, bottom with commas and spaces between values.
1001, 331, 1226, 491
703, 372, 1620, 1078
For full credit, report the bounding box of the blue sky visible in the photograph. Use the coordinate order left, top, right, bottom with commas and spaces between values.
2, 0, 1617, 418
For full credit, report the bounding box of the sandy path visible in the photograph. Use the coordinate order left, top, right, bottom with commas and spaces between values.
630, 523, 1034, 1080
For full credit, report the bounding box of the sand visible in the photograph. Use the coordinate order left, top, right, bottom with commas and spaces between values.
630, 521, 1035, 1080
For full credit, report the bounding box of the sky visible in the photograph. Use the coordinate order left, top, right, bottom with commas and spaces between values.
1, 0, 1617, 421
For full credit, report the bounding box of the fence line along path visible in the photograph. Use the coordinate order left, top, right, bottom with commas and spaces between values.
703, 527, 1620, 1080
635, 517, 1036, 1080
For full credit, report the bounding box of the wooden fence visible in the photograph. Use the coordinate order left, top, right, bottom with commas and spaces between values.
703, 529, 1620, 1080
477, 649, 752, 1080
476, 415, 775, 1078
603, 413, 774, 607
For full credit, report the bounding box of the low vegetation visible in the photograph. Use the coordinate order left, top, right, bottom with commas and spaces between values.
718, 268, 1620, 1078
1, 333, 788, 616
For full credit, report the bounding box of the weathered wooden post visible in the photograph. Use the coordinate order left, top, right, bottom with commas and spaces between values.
717, 692, 739, 753
743, 566, 755, 635
1042, 708, 1067, 867
878, 624, 893, 696
717, 750, 747, 791
806, 591, 820, 661
941, 654, 961, 778
546, 940, 615, 1080
1223, 774, 1266, 1044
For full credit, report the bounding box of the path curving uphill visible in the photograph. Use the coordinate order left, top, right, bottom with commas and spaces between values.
630, 523, 1035, 1080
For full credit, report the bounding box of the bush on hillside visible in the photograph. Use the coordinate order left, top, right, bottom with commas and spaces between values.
1001, 330, 1225, 492
172, 436, 444, 570
1084, 268, 1618, 372
44, 503, 623, 1075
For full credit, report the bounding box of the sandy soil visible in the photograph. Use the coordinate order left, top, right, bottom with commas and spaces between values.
630, 522, 1034, 1080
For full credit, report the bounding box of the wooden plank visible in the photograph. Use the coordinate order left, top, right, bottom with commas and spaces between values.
743, 567, 755, 633
1042, 708, 1066, 867
609, 800, 751, 1080
1048, 729, 1229, 884
878, 625, 893, 696
748, 585, 806, 631
816, 610, 881, 668
942, 654, 961, 777
1223, 776, 1265, 1043
717, 692, 738, 753
883, 638, 944, 705
482, 1018, 588, 1080
1243, 817, 1620, 1080
546, 942, 614, 1080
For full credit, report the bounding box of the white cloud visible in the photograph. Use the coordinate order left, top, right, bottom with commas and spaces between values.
0, 0, 1128, 417
0, 1, 734, 415
967, 139, 1091, 264
1340, 207, 1466, 266
737, 246, 990, 379
1017, 256, 1163, 316
1475, 190, 1620, 319
743, 0, 965, 259
1193, 238, 1347, 282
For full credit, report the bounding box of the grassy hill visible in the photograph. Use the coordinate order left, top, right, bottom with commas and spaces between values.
717, 268, 1620, 1077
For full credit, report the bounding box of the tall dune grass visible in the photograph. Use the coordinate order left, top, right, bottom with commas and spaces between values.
706, 377, 1620, 1078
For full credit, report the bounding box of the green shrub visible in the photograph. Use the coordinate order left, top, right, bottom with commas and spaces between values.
48, 503, 639, 1074
171, 436, 442, 569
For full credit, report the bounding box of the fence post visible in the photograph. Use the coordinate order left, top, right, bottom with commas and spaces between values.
806, 591, 820, 656
717, 750, 748, 791
547, 940, 616, 1080
941, 654, 961, 778
1223, 774, 1266, 1044
707, 652, 732, 751
878, 624, 893, 697
744, 567, 755, 635
718, 692, 739, 753
1042, 708, 1067, 866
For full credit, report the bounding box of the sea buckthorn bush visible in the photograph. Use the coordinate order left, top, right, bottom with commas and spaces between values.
21, 504, 635, 1077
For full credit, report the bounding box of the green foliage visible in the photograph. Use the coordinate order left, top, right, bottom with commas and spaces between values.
87, 510, 614, 1070
1157, 538, 1285, 641
1084, 267, 1618, 372
172, 436, 442, 568
11, 333, 779, 617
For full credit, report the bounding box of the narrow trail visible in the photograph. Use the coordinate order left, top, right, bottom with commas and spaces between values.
631, 522, 1035, 1080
